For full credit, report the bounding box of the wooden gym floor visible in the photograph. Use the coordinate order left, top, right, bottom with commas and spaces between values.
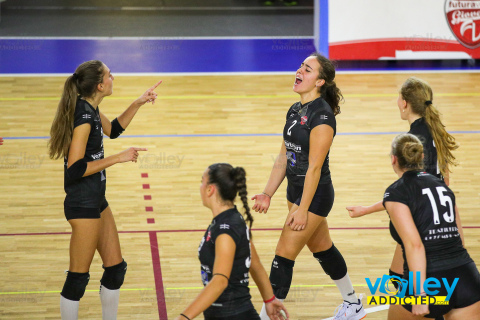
0, 72, 479, 319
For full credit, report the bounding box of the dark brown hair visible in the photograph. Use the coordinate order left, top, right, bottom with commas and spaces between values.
208, 163, 253, 236
309, 53, 343, 116
400, 77, 458, 176
48, 60, 105, 159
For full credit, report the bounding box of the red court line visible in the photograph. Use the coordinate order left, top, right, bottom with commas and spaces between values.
149, 231, 168, 320
2, 226, 480, 237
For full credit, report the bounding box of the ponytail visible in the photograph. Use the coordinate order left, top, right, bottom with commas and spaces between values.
309, 52, 343, 116
232, 167, 253, 237
400, 77, 458, 177
48, 75, 78, 159
208, 163, 253, 237
424, 104, 458, 176
48, 60, 105, 160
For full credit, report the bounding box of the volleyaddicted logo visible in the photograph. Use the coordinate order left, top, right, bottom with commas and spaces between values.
365, 272, 458, 305
445, 0, 480, 49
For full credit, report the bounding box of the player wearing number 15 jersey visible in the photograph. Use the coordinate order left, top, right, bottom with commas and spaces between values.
384, 133, 480, 320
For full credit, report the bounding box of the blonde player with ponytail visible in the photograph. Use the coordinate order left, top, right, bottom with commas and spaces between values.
347, 78, 459, 317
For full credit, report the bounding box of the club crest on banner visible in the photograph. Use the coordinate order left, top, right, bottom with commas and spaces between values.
445, 0, 480, 49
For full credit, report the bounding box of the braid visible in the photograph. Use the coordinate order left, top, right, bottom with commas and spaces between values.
232, 167, 253, 237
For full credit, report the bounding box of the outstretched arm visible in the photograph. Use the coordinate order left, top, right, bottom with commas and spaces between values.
346, 200, 385, 218
101, 81, 162, 137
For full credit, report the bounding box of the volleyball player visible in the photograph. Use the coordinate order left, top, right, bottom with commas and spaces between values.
251, 53, 366, 320
384, 133, 480, 320
48, 60, 161, 320
346, 78, 459, 307
175, 163, 289, 320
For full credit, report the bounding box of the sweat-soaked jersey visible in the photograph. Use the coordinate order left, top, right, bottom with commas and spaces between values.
284, 97, 336, 187
64, 98, 106, 208
198, 207, 253, 316
383, 170, 471, 274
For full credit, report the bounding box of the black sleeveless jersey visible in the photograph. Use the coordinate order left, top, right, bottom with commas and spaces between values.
383, 171, 472, 273
64, 99, 106, 208
408, 118, 442, 180
198, 207, 253, 316
283, 97, 336, 187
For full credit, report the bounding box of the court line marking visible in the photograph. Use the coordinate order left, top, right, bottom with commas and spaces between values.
1, 70, 479, 77
0, 288, 153, 295
2, 92, 480, 101
149, 231, 168, 319
2, 226, 480, 237
3, 131, 480, 141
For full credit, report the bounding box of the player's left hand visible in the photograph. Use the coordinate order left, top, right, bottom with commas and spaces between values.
137, 81, 162, 105
286, 208, 308, 231
265, 298, 289, 319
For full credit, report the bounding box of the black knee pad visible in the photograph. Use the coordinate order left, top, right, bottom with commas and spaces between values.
61, 271, 90, 301
100, 260, 127, 290
269, 255, 295, 300
313, 244, 347, 280
388, 269, 404, 290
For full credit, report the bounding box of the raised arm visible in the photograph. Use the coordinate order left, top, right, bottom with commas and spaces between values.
385, 201, 429, 316
100, 81, 162, 139
175, 234, 235, 320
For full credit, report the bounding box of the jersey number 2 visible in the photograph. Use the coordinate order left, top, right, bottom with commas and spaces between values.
287, 120, 297, 136
422, 187, 454, 225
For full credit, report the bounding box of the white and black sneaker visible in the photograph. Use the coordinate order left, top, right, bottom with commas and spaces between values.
333, 294, 366, 320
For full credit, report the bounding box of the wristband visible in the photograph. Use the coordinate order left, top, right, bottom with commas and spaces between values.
180, 314, 191, 320
262, 192, 272, 198
264, 295, 276, 303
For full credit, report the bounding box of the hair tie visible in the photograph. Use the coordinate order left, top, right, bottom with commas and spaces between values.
425, 100, 432, 106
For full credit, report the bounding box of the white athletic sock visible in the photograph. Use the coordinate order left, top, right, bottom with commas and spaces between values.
260, 299, 284, 319
100, 285, 120, 320
260, 303, 269, 320
60, 296, 79, 320
333, 273, 358, 303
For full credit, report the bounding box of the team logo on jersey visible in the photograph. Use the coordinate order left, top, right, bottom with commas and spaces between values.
445, 0, 480, 49
206, 231, 211, 242
82, 114, 92, 119
220, 224, 230, 230
300, 115, 308, 125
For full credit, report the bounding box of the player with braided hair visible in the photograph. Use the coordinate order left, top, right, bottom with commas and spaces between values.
175, 163, 289, 320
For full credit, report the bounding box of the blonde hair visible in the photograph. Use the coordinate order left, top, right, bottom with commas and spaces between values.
400, 77, 458, 176
391, 133, 424, 171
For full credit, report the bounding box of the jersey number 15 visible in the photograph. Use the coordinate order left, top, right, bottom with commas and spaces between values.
422, 187, 454, 225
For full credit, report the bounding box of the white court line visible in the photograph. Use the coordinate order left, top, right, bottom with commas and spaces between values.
321, 305, 390, 320
1, 70, 479, 78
